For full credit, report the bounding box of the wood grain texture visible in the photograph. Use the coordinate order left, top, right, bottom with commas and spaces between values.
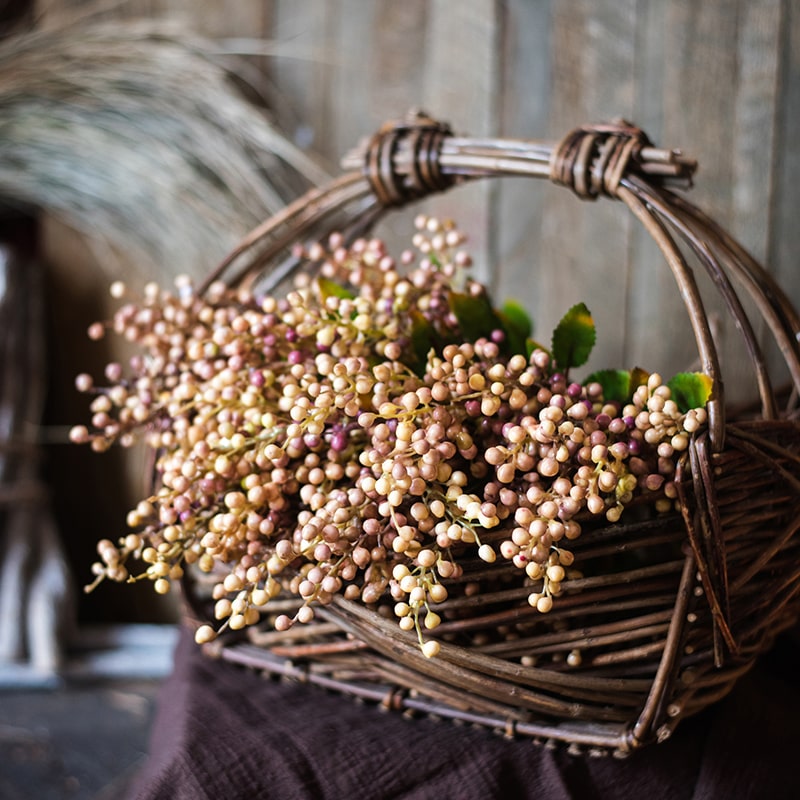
625, 1, 786, 402
769, 0, 800, 385
532, 0, 638, 371
493, 0, 553, 303
418, 0, 501, 285
268, 0, 429, 170
24, 0, 800, 397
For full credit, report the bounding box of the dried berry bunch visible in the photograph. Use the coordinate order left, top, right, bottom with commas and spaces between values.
72, 215, 710, 658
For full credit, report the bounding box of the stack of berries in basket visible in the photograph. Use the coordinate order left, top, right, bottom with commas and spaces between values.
71, 215, 710, 658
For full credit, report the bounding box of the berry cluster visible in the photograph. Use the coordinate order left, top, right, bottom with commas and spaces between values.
72, 216, 707, 658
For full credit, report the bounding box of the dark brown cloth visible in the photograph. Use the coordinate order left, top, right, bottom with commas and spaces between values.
126, 624, 800, 800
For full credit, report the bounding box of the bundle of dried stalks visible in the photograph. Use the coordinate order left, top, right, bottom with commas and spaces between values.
0, 16, 328, 277
0, 13, 326, 680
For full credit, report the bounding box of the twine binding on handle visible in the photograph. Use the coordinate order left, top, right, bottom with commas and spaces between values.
363, 110, 456, 206
550, 120, 697, 200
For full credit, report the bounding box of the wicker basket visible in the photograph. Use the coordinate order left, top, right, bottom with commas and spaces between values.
183, 112, 800, 755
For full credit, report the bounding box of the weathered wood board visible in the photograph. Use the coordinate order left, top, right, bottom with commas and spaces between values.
35, 0, 797, 398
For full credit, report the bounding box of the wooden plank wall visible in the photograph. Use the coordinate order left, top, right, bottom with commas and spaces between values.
36, 0, 798, 401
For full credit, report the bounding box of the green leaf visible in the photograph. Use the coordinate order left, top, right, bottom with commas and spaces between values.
409, 310, 436, 371
317, 277, 355, 302
586, 369, 632, 404
450, 291, 503, 344
629, 367, 650, 393
498, 300, 534, 356
500, 301, 533, 337
667, 372, 714, 412
551, 302, 596, 371
585, 367, 651, 403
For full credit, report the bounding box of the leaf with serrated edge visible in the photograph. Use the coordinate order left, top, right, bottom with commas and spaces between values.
551, 302, 596, 371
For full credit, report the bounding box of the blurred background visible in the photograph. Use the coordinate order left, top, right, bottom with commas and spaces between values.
0, 0, 798, 797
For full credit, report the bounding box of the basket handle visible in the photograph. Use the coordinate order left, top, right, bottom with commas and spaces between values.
342, 111, 697, 207
204, 112, 800, 453
347, 111, 697, 204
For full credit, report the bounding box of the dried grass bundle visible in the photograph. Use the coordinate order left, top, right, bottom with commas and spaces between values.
0, 12, 326, 679
0, 16, 328, 276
